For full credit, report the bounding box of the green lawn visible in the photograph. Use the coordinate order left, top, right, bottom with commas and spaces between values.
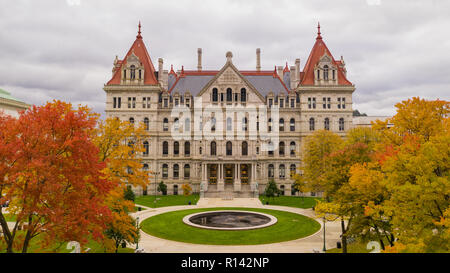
0, 231, 135, 253
140, 207, 321, 245
326, 238, 389, 253
135, 194, 199, 208
259, 196, 321, 209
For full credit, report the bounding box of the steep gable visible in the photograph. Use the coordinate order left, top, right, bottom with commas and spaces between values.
106, 23, 158, 85
300, 24, 352, 86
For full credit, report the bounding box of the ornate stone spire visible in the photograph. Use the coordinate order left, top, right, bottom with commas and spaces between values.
317, 22, 322, 40
137, 21, 142, 39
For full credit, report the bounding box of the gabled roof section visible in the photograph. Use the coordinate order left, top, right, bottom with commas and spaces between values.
106, 23, 158, 85
300, 23, 352, 86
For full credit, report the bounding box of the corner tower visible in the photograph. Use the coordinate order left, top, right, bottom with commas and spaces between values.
296, 23, 355, 135
104, 22, 163, 120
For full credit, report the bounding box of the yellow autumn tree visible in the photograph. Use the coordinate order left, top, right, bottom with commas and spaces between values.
296, 130, 344, 195
94, 117, 150, 252
359, 97, 449, 253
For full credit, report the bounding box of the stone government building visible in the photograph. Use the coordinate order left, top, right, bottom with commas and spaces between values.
103, 23, 355, 197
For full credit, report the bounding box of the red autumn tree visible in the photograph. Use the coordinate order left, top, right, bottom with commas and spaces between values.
0, 101, 114, 253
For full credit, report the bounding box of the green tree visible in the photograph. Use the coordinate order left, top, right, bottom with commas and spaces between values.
264, 179, 280, 198
157, 181, 167, 195
123, 186, 135, 202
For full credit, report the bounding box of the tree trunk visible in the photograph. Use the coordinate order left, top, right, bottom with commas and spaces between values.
341, 219, 347, 253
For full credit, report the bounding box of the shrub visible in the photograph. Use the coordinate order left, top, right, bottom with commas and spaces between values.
264, 179, 280, 198
157, 181, 167, 195
124, 185, 135, 202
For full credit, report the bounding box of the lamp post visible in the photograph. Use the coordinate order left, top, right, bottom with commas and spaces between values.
135, 216, 140, 251
153, 171, 160, 204
322, 216, 326, 252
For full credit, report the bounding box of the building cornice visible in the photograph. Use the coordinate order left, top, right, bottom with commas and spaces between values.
0, 97, 30, 110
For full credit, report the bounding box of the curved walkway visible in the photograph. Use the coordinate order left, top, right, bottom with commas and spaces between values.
131, 198, 342, 253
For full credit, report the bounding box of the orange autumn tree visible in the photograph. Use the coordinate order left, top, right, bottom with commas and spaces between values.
0, 101, 114, 253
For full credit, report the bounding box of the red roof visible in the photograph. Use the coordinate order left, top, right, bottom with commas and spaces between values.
300, 25, 352, 86
106, 24, 158, 85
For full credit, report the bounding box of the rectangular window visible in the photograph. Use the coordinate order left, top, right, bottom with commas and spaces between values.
323, 97, 326, 109
164, 98, 168, 108
142, 97, 146, 108
146, 97, 150, 108
132, 97, 136, 108
220, 93, 224, 102
291, 99, 295, 108
312, 97, 316, 109
269, 99, 273, 108
128, 97, 131, 108
342, 97, 346, 109
308, 97, 312, 109
175, 99, 179, 106
327, 97, 331, 109
186, 99, 190, 108
118, 97, 121, 108
234, 93, 238, 101
337, 97, 341, 109
280, 99, 284, 108
113, 97, 117, 108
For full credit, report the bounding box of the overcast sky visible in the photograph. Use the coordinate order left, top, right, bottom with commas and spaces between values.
1, 0, 449, 117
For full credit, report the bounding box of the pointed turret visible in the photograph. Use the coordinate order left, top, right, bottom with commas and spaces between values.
106, 22, 158, 85
300, 23, 352, 86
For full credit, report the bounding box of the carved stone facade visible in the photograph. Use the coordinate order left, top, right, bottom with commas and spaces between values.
103, 24, 355, 197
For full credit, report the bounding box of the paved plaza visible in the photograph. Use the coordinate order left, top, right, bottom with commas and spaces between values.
132, 198, 342, 253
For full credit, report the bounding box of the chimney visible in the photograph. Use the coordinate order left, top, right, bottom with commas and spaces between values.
256, 48, 261, 71
295, 58, 300, 81
277, 66, 283, 78
158, 58, 163, 83
197, 48, 202, 71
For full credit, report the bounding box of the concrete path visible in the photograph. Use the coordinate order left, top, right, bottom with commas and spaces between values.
132, 198, 342, 253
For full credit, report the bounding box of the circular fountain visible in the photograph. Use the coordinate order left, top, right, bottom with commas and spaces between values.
183, 210, 277, 230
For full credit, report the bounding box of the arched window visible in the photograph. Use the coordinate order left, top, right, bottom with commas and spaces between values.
173, 164, 179, 178
162, 164, 168, 178
144, 117, 149, 131
242, 117, 247, 131
290, 118, 295, 131
162, 141, 168, 155
226, 117, 232, 131
240, 88, 246, 102
268, 164, 274, 178
226, 141, 232, 156
212, 88, 218, 102
174, 141, 179, 155
174, 118, 179, 131
317, 69, 320, 80
184, 141, 190, 156
290, 141, 296, 156
143, 141, 149, 156
210, 141, 216, 156
323, 65, 329, 80
130, 65, 136, 80
242, 141, 248, 156
268, 141, 274, 156
128, 141, 134, 155
226, 88, 232, 101
129, 117, 135, 125
324, 118, 330, 130
290, 164, 296, 178
279, 118, 284, 131
163, 118, 168, 131
279, 164, 285, 179
211, 117, 216, 132
184, 164, 190, 179
279, 142, 285, 156
339, 118, 345, 131
309, 118, 315, 131
185, 118, 190, 132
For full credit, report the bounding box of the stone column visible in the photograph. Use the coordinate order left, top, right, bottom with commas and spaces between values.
201, 163, 208, 192
234, 163, 241, 191
217, 164, 224, 191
